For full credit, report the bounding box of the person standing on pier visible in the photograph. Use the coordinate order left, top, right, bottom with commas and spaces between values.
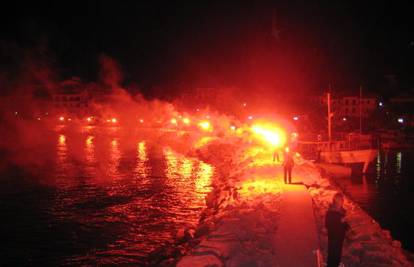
283, 147, 294, 184
325, 193, 350, 267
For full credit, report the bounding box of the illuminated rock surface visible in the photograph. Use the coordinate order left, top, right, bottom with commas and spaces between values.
177, 140, 413, 267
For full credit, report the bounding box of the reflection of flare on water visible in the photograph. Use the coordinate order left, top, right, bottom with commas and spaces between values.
109, 138, 121, 178
85, 135, 96, 165
135, 141, 150, 179
195, 162, 213, 197
164, 148, 179, 178
58, 134, 66, 145
180, 158, 193, 179
57, 134, 67, 162
164, 147, 214, 200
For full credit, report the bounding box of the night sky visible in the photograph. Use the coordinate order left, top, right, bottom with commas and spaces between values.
1, 1, 414, 96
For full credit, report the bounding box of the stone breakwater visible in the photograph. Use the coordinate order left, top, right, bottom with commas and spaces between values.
299, 161, 414, 267
177, 141, 283, 267
146, 139, 251, 266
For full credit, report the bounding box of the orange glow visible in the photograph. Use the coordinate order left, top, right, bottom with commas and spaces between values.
86, 117, 93, 122
239, 178, 282, 198
230, 125, 236, 131
251, 123, 286, 148
195, 162, 213, 197
139, 119, 144, 123
194, 136, 216, 148
86, 136, 93, 145
170, 118, 177, 125
182, 117, 190, 125
68, 118, 72, 122
58, 134, 66, 145
59, 116, 65, 121
111, 118, 117, 123
198, 120, 211, 131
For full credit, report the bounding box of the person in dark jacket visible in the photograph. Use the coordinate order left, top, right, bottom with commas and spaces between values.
283, 147, 294, 184
325, 193, 350, 267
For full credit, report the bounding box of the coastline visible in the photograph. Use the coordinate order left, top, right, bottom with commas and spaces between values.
154, 137, 414, 266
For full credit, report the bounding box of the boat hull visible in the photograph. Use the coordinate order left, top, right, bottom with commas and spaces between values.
320, 149, 378, 173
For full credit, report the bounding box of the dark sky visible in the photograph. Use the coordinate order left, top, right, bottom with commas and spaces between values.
1, 1, 414, 96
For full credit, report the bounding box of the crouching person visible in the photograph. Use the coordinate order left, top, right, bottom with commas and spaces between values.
325, 193, 350, 267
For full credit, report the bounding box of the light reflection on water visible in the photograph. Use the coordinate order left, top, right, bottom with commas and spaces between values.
1, 132, 214, 266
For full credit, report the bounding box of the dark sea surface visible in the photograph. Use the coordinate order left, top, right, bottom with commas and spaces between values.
0, 127, 213, 265
333, 150, 414, 252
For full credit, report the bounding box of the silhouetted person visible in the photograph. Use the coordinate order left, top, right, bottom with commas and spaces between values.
273, 149, 280, 162
283, 147, 294, 184
325, 193, 350, 267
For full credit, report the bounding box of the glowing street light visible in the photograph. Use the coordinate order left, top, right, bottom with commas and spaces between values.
59, 116, 65, 122
182, 117, 190, 125
248, 115, 253, 120
398, 118, 404, 124
139, 119, 144, 123
230, 125, 236, 131
170, 118, 177, 125
379, 102, 383, 107
342, 117, 347, 121
111, 118, 117, 123
293, 116, 299, 121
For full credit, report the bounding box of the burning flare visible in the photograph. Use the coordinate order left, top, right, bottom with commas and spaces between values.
251, 123, 286, 148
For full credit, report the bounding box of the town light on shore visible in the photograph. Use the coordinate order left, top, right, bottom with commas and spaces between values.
198, 120, 211, 131
182, 117, 190, 125
59, 116, 65, 122
111, 118, 117, 123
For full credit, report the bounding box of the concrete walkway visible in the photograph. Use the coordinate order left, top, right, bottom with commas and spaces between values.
273, 183, 319, 267
178, 162, 320, 267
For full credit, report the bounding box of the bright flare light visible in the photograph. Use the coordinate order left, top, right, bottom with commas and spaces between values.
111, 118, 117, 123
170, 118, 177, 125
198, 120, 211, 131
251, 123, 286, 148
59, 116, 65, 122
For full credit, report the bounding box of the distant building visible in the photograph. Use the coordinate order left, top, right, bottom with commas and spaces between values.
315, 94, 377, 118
52, 78, 90, 114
